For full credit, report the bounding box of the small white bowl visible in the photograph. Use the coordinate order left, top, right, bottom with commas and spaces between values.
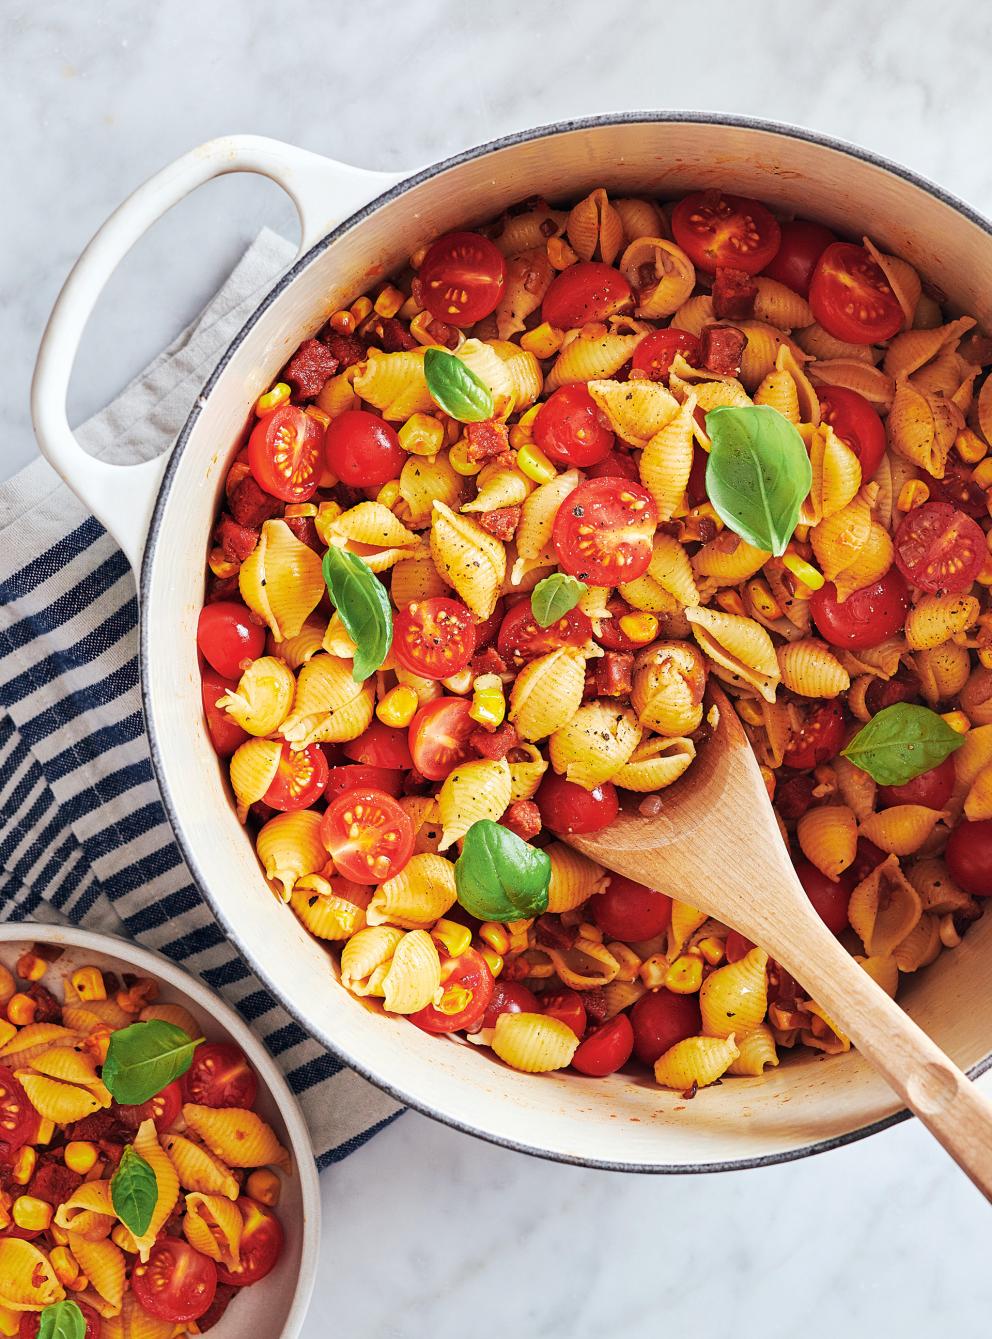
0, 922, 320, 1339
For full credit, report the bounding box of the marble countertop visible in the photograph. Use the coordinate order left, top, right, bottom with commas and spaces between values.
6, 1, 992, 1333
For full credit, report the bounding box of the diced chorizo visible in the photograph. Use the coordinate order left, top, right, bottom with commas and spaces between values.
322, 331, 366, 369
26, 984, 61, 1024
206, 573, 241, 604
216, 515, 259, 565
362, 315, 417, 353
534, 915, 576, 952
465, 419, 510, 463
470, 721, 519, 758
470, 648, 508, 678
595, 652, 634, 698
67, 1110, 130, 1143
500, 800, 541, 841
283, 338, 339, 399
283, 514, 322, 553
477, 506, 521, 541
582, 986, 609, 1025
27, 1159, 82, 1207
228, 475, 282, 529
712, 266, 757, 321
700, 324, 747, 378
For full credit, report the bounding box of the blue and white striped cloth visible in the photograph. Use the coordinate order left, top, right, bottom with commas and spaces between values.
0, 230, 403, 1165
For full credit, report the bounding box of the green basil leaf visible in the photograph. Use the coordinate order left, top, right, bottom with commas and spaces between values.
704, 405, 812, 557
111, 1144, 158, 1237
454, 819, 551, 922
322, 546, 393, 682
38, 1301, 86, 1339
530, 573, 588, 628
841, 702, 965, 786
424, 347, 494, 423
102, 1019, 201, 1106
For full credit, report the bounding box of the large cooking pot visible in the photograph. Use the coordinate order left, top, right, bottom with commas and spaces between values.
31, 114, 992, 1171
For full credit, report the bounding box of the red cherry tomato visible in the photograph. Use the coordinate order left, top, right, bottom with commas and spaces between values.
542, 989, 587, 1039
132, 1238, 218, 1323
817, 385, 887, 481
0, 1067, 36, 1155
552, 477, 657, 586
320, 788, 414, 883
809, 569, 910, 649
418, 231, 507, 327
849, 837, 887, 885
392, 598, 476, 680
586, 450, 641, 482
794, 858, 854, 935
409, 949, 494, 1033
262, 742, 329, 812
894, 502, 985, 594
247, 404, 323, 503
182, 1043, 258, 1109
533, 384, 615, 467
782, 701, 846, 770
114, 1079, 184, 1133
482, 980, 540, 1028
496, 599, 593, 669
630, 328, 701, 383
761, 218, 837, 297
596, 596, 642, 652
592, 875, 673, 942
928, 463, 990, 519
671, 191, 781, 275
471, 599, 504, 649
542, 261, 634, 328
196, 603, 266, 680
200, 670, 249, 758
216, 1198, 284, 1287
809, 242, 904, 344
571, 1013, 635, 1077
325, 764, 402, 799
408, 697, 476, 781
946, 820, 992, 897
878, 755, 956, 810
19, 1301, 102, 1339
342, 719, 413, 770
724, 930, 755, 963
630, 990, 701, 1066
865, 673, 920, 715
536, 772, 618, 835
324, 410, 405, 487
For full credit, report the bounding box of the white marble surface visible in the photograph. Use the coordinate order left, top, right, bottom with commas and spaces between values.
6, 1, 992, 1334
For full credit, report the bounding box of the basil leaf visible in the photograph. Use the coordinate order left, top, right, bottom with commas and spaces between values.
111, 1144, 158, 1237
38, 1301, 86, 1339
531, 573, 588, 628
102, 1019, 201, 1106
322, 546, 393, 682
454, 819, 551, 922
704, 405, 812, 557
841, 703, 965, 786
424, 347, 494, 422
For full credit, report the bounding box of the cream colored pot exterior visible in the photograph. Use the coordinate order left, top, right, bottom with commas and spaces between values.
32, 117, 992, 1171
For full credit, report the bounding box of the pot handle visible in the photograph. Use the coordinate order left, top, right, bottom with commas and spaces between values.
31, 134, 405, 570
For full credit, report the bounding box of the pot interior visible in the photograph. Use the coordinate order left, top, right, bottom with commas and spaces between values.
144, 118, 992, 1169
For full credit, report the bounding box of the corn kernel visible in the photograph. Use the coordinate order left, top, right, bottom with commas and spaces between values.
399, 413, 445, 457
255, 381, 291, 416
71, 967, 106, 1002
11, 1147, 35, 1185
516, 442, 557, 484
735, 698, 764, 727
432, 919, 473, 959
972, 459, 992, 490
897, 478, 930, 512
942, 710, 971, 734
664, 955, 703, 994
410, 311, 445, 347
507, 919, 533, 952
479, 947, 504, 978
449, 439, 483, 476
350, 295, 373, 323
375, 685, 419, 731
547, 236, 578, 269
50, 1246, 79, 1287
760, 766, 776, 802
479, 923, 511, 955
245, 1168, 282, 1207
49, 1225, 68, 1248
697, 936, 726, 967
980, 648, 992, 671
956, 427, 988, 464
715, 589, 748, 618
639, 954, 669, 990
15, 953, 47, 983
67, 1275, 90, 1292
468, 675, 506, 729
577, 923, 603, 944
13, 1196, 53, 1232
618, 612, 659, 645
746, 578, 783, 621
782, 552, 825, 591
329, 309, 356, 335
398, 295, 422, 321
0, 1021, 14, 1050
508, 423, 533, 450
6, 994, 36, 1027
441, 668, 473, 695
34, 1119, 55, 1145
0, 1305, 18, 1338
208, 546, 240, 580
376, 480, 401, 509
64, 1141, 99, 1176
112, 1224, 138, 1253
284, 503, 319, 520
374, 285, 405, 319
520, 322, 565, 359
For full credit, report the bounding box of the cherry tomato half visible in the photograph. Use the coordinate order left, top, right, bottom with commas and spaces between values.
631, 328, 701, 383
325, 764, 402, 799
115, 1079, 184, 1133
671, 191, 781, 275
761, 218, 837, 297
471, 598, 504, 650
552, 477, 658, 586
216, 1198, 285, 1287
592, 875, 673, 942
393, 597, 476, 680
263, 742, 329, 812
928, 463, 990, 519
132, 1238, 218, 1324
542, 989, 587, 1039
247, 404, 323, 504
809, 569, 910, 649
894, 501, 985, 595
410, 949, 494, 1033
482, 980, 540, 1028
196, 603, 266, 680
496, 599, 593, 669
878, 755, 956, 810
542, 261, 634, 328
342, 719, 414, 770
200, 670, 248, 758
533, 384, 615, 467
324, 410, 405, 488
19, 1301, 102, 1339
630, 990, 701, 1067
408, 697, 477, 781
782, 701, 846, 770
536, 772, 618, 835
418, 231, 507, 327
0, 1067, 35, 1155
945, 820, 992, 897
817, 385, 887, 482
809, 242, 904, 344
182, 1043, 258, 1109
586, 450, 641, 482
321, 788, 414, 883
571, 1014, 634, 1077
794, 858, 854, 935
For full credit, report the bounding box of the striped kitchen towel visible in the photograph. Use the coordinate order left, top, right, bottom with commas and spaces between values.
0, 228, 403, 1165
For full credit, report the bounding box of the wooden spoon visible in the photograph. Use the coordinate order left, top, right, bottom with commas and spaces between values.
568, 683, 992, 1199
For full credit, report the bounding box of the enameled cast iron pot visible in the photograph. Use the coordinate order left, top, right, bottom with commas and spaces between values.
31, 114, 992, 1172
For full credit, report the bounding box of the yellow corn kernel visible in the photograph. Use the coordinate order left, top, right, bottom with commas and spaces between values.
941, 710, 970, 734
13, 1196, 53, 1232
208, 546, 240, 580
520, 322, 565, 359
697, 936, 726, 967
6, 994, 36, 1026
34, 1119, 55, 1145
449, 439, 483, 476
432, 919, 473, 959
442, 668, 473, 695
664, 955, 703, 994
507, 919, 533, 951
49, 1225, 68, 1248
374, 285, 405, 319
375, 481, 402, 510
760, 765, 776, 802
638, 954, 669, 990
618, 612, 659, 645
516, 442, 557, 484
468, 675, 506, 729
11, 1147, 35, 1185
64, 1141, 100, 1176
578, 923, 603, 944
71, 967, 106, 1002
66, 1275, 90, 1292
956, 427, 988, 464
735, 698, 764, 727
715, 589, 748, 618
746, 578, 783, 621
547, 236, 578, 270
508, 423, 532, 450
112, 1224, 138, 1253
350, 295, 373, 323
479, 923, 511, 955
980, 648, 992, 671
329, 309, 356, 335
245, 1169, 282, 1208
284, 503, 319, 520
897, 478, 930, 512
479, 947, 504, 978
50, 1246, 80, 1288
255, 381, 291, 416
972, 459, 992, 490
376, 685, 419, 729
15, 953, 47, 983
782, 552, 825, 591
399, 412, 445, 457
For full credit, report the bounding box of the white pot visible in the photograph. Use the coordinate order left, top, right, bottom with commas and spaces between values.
32, 115, 992, 1172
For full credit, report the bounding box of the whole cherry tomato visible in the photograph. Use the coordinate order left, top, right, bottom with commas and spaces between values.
324, 410, 405, 487
196, 603, 265, 680
761, 218, 837, 297
630, 990, 701, 1067
592, 875, 672, 942
794, 858, 854, 935
809, 569, 910, 649
878, 755, 956, 810
533, 384, 615, 467
571, 1014, 634, 1076
536, 773, 618, 836
946, 820, 992, 897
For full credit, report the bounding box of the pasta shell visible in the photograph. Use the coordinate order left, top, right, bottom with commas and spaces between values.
438, 757, 512, 849
887, 378, 947, 477
0, 1238, 64, 1310
619, 236, 695, 318
229, 738, 282, 821
100, 1294, 175, 1338
547, 938, 621, 990
315, 369, 358, 419
832, 523, 894, 603
754, 367, 800, 422
0, 1023, 79, 1063
863, 237, 921, 328
693, 533, 770, 587
648, 534, 699, 607
271, 617, 326, 671
546, 332, 643, 389
239, 519, 324, 640
800, 423, 862, 526
796, 805, 858, 880
612, 735, 696, 791
700, 947, 769, 1039
670, 294, 715, 337
353, 347, 433, 420
859, 804, 946, 856
809, 359, 895, 409
639, 396, 697, 520
913, 642, 971, 706
398, 453, 463, 530
882, 316, 975, 380
366, 853, 457, 928
215, 656, 296, 738
727, 1023, 780, 1076
685, 606, 779, 703
16, 1071, 104, 1123
461, 464, 534, 513
280, 654, 375, 748
183, 1103, 290, 1170
183, 1193, 243, 1271
904, 593, 979, 651
567, 188, 624, 264
514, 469, 581, 568
546, 842, 605, 913
508, 742, 548, 802
130, 1118, 180, 1262
753, 277, 814, 330
256, 809, 326, 900
548, 701, 641, 789
140, 1002, 200, 1038
491, 1012, 579, 1072
614, 197, 666, 244
653, 1034, 740, 1091
736, 322, 805, 391
856, 954, 900, 997
381, 929, 442, 1014
834, 755, 877, 820
430, 501, 505, 618
892, 913, 942, 972
797, 323, 879, 364
668, 901, 708, 957
494, 205, 567, 256
509, 646, 587, 741
848, 854, 922, 955
810, 492, 872, 581
161, 1133, 240, 1200
777, 639, 850, 698
291, 874, 368, 940
587, 377, 679, 448
906, 858, 974, 915
495, 247, 554, 339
